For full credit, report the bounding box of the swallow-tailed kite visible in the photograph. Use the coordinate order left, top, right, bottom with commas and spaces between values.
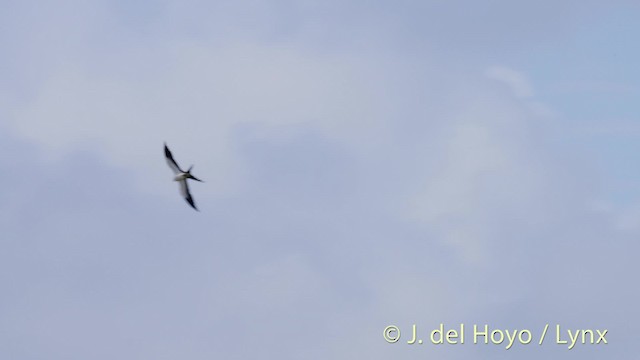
164, 143, 203, 211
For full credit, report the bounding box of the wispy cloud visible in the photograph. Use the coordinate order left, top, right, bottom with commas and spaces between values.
485, 66, 534, 98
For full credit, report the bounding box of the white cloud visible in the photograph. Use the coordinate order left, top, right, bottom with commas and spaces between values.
485, 66, 534, 98
9, 41, 400, 195
7, 42, 394, 200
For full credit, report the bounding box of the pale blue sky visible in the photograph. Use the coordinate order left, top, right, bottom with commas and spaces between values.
1, 1, 638, 359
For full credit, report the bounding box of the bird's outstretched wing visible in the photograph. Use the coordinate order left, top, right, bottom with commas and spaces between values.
179, 179, 198, 211
164, 143, 183, 174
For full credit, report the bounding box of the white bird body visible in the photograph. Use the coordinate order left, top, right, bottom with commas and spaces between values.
174, 173, 190, 181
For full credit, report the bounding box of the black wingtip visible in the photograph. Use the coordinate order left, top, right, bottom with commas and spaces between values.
185, 197, 199, 211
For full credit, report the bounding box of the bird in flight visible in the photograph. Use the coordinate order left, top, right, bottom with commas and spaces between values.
164, 143, 203, 211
